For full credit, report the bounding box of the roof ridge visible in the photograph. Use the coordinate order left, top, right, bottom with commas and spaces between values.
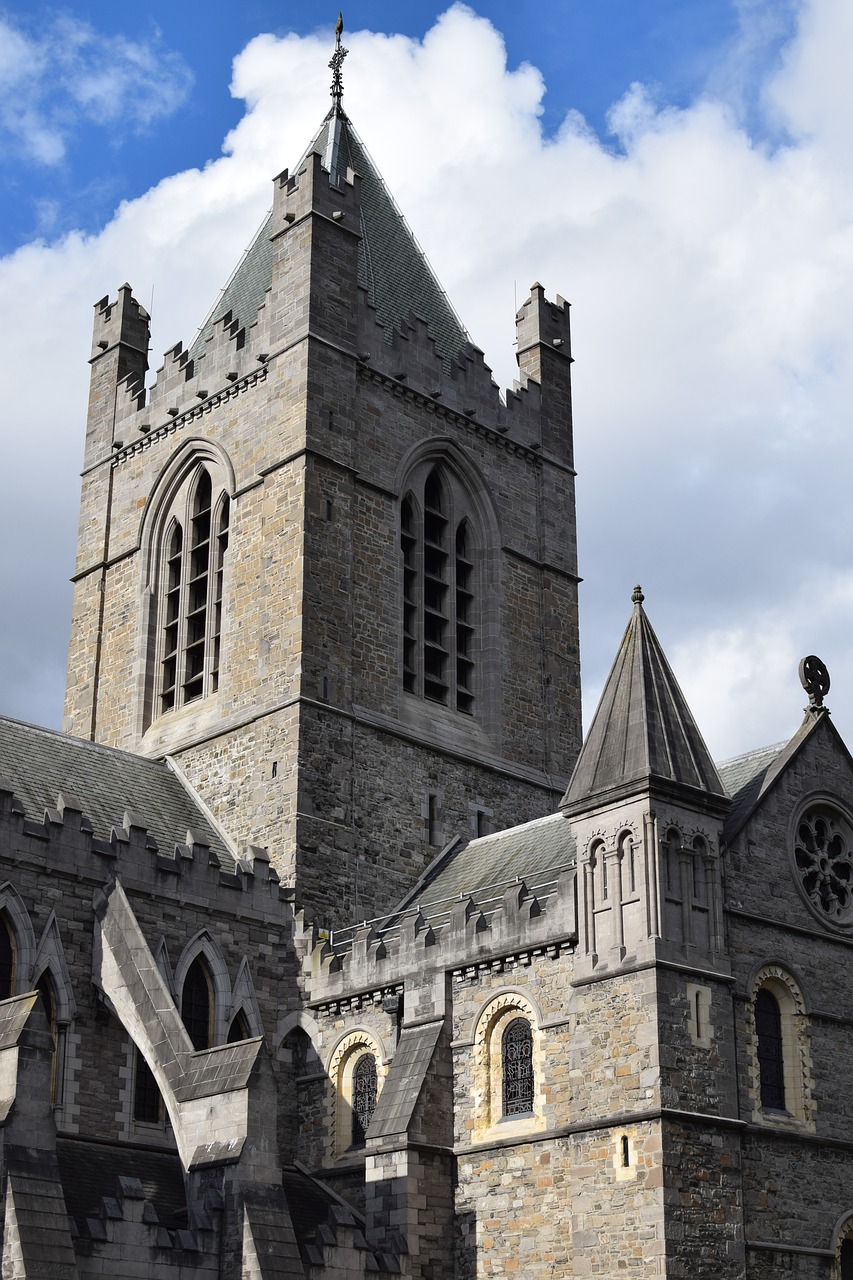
0, 713, 167, 768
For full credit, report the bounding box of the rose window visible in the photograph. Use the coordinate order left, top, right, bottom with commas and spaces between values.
794, 807, 853, 925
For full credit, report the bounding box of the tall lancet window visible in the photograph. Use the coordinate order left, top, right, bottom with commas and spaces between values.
157, 466, 230, 714
400, 464, 477, 714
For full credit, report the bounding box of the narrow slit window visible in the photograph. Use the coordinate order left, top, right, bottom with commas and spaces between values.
755, 988, 785, 1111
133, 1048, 163, 1124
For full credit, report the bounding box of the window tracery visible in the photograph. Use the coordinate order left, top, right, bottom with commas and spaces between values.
794, 803, 853, 927
351, 1052, 378, 1146
501, 1017, 534, 1116
328, 1031, 386, 1157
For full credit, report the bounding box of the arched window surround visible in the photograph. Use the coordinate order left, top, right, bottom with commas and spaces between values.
747, 963, 814, 1129
326, 1029, 387, 1158
173, 930, 232, 1048
470, 991, 544, 1139
396, 440, 501, 738
0, 883, 36, 993
830, 1212, 853, 1280
137, 440, 235, 737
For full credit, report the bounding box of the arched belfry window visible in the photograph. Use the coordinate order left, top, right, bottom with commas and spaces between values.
401, 463, 477, 713
502, 1017, 534, 1116
351, 1053, 378, 1146
157, 465, 229, 714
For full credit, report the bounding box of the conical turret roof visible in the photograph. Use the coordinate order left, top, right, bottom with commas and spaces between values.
562, 587, 727, 812
190, 106, 468, 368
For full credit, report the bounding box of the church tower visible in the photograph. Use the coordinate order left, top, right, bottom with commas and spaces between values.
64, 30, 582, 926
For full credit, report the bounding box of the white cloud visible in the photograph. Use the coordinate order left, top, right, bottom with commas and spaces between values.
0, 13, 192, 164
2, 1, 853, 764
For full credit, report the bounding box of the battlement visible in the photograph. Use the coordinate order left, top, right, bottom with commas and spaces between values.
0, 778, 283, 918
90, 284, 150, 364
271, 150, 362, 237
301, 869, 577, 1008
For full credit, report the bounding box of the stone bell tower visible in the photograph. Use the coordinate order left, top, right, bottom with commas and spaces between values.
64, 30, 583, 926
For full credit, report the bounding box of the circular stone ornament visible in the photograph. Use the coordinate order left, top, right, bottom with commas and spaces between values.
794, 804, 853, 927
798, 655, 830, 707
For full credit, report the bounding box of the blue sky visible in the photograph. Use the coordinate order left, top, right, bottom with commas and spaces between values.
0, 1, 779, 254
3, 0, 853, 762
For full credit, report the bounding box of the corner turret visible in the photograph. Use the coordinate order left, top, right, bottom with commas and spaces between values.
85, 284, 149, 466
515, 283, 573, 460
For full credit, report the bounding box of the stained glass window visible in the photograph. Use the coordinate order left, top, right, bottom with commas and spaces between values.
351, 1053, 377, 1146
502, 1018, 534, 1116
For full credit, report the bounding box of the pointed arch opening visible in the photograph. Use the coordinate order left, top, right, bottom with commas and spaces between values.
35, 969, 60, 1103
399, 452, 499, 723
351, 1052, 378, 1147
140, 447, 233, 730
0, 912, 16, 1001
181, 955, 214, 1050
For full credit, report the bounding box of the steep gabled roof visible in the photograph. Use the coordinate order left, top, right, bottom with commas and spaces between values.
191, 107, 468, 368
0, 715, 234, 869
562, 587, 727, 812
719, 708, 852, 842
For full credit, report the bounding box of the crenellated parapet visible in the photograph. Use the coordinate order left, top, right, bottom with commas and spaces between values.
0, 779, 282, 918
305, 871, 577, 1009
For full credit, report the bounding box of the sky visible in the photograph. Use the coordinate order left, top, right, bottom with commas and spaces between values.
1, 0, 851, 766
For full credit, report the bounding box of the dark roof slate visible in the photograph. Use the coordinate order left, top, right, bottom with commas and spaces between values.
56, 1138, 187, 1229
717, 740, 787, 836
563, 589, 726, 810
0, 715, 233, 870
191, 109, 468, 368
367, 1019, 443, 1140
395, 812, 575, 918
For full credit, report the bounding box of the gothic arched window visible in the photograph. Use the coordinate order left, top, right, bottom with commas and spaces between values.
502, 1017, 534, 1117
401, 464, 476, 714
755, 987, 785, 1111
133, 1048, 164, 1124
181, 956, 214, 1050
227, 1010, 250, 1044
35, 970, 58, 1102
351, 1053, 377, 1146
157, 466, 229, 714
0, 913, 15, 1000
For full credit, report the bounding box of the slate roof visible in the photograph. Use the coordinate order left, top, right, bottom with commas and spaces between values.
717, 740, 787, 835
393, 811, 575, 921
563, 588, 727, 810
0, 715, 234, 870
191, 107, 468, 368
57, 1138, 187, 1229
367, 1020, 443, 1139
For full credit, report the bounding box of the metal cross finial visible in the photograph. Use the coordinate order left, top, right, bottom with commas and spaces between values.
329, 12, 348, 115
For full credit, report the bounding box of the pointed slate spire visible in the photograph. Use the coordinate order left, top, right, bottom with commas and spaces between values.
562, 586, 727, 812
190, 32, 468, 369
